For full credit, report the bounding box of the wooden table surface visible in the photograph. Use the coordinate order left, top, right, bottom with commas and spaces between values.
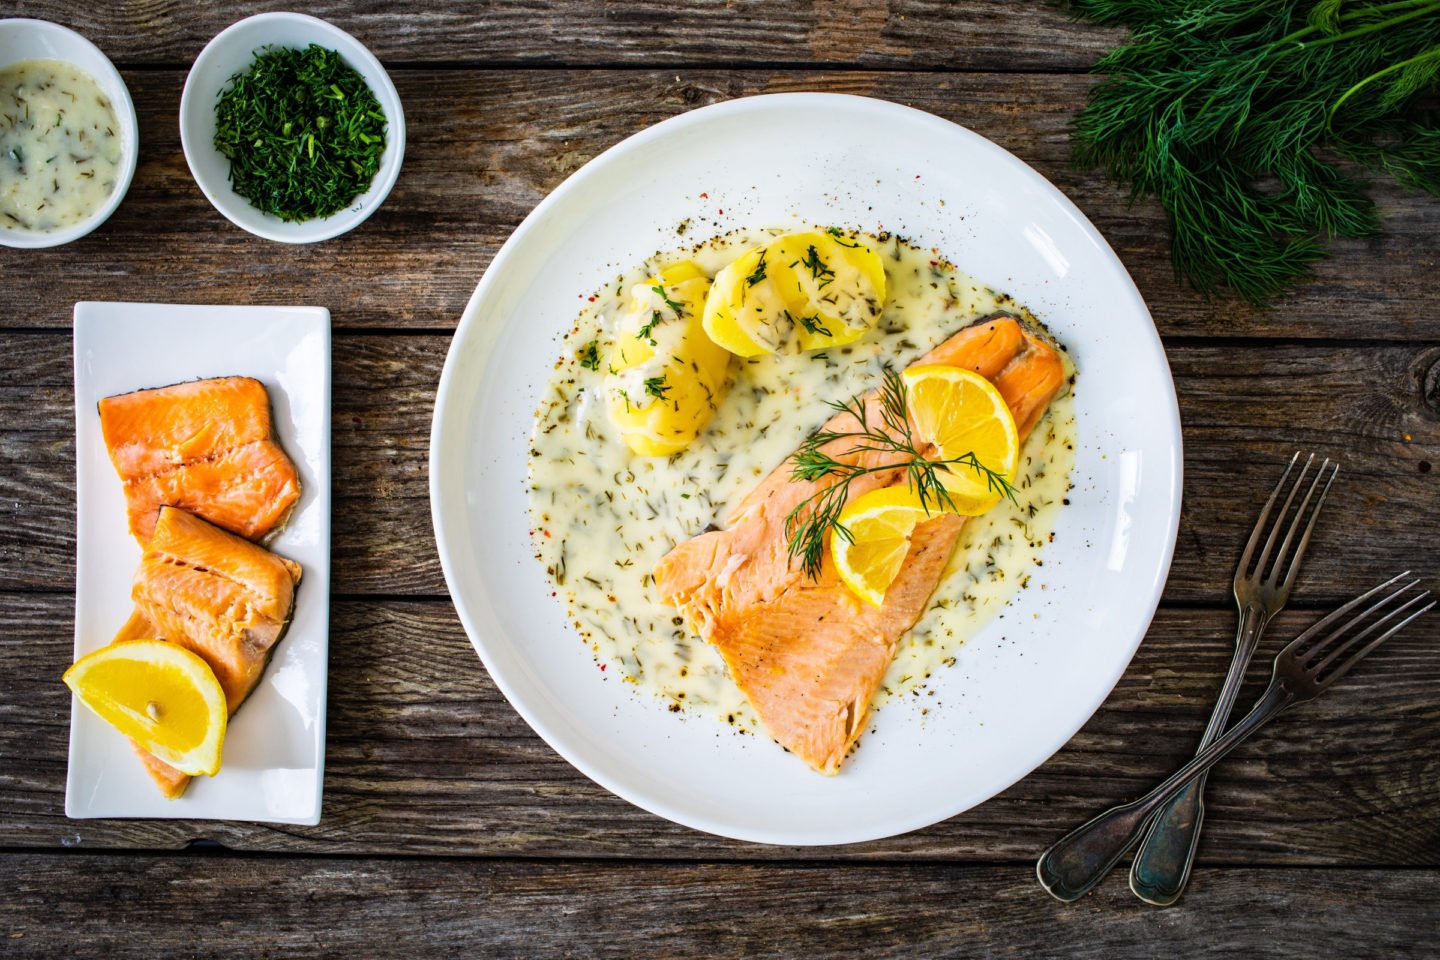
3, 3, 1438, 956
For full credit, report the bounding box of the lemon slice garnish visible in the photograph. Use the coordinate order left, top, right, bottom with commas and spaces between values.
831, 486, 934, 607
902, 365, 1020, 515
63, 639, 228, 776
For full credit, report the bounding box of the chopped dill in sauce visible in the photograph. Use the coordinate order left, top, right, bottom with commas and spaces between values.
527, 227, 1075, 734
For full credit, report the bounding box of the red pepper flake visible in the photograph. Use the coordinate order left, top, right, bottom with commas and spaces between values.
587, 295, 597, 302
543, 530, 552, 538
599, 663, 607, 672
699, 192, 708, 199
718, 209, 724, 215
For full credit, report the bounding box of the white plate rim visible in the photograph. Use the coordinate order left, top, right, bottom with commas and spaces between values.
430, 92, 1183, 845
67, 300, 332, 825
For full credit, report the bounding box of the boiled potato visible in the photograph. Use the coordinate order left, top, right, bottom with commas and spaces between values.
605, 261, 731, 457
702, 230, 886, 357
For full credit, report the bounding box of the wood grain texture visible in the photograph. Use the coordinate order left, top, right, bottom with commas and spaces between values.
2, 333, 1435, 599
7, 1, 1121, 70
0, 69, 1436, 340
5, 597, 1437, 862
4, 855, 1440, 958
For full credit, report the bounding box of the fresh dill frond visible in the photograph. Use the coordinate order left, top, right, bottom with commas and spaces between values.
1066, 0, 1440, 306
782, 368, 1017, 580
644, 375, 671, 400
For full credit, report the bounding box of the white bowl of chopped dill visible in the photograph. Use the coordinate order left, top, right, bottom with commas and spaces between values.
180, 13, 405, 243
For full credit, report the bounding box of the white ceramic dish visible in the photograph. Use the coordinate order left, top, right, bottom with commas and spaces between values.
430, 93, 1183, 845
179, 12, 405, 243
68, 301, 332, 824
0, 19, 138, 249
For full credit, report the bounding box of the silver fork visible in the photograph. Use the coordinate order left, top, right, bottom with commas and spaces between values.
1129, 452, 1337, 905
1037, 573, 1434, 902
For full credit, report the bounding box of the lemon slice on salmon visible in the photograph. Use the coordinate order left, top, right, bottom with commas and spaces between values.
832, 367, 1019, 606
831, 486, 934, 607
63, 639, 228, 776
703, 230, 886, 357
902, 365, 1020, 515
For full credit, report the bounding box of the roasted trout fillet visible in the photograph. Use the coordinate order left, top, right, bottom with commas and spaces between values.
98, 376, 301, 543
123, 506, 302, 798
652, 315, 1066, 773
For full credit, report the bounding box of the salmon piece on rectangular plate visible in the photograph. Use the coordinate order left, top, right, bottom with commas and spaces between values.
652, 314, 1066, 774
120, 506, 302, 798
98, 376, 301, 543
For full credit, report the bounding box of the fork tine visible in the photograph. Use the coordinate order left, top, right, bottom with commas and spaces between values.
1251, 453, 1313, 581
1284, 571, 1412, 652
1273, 459, 1338, 591
1319, 597, 1435, 687
1238, 452, 1301, 578
1309, 586, 1430, 678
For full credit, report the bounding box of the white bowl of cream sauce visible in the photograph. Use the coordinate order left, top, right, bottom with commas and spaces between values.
0, 19, 138, 249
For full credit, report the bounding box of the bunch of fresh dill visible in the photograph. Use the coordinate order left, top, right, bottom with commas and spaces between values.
784, 368, 1016, 580
1066, 0, 1440, 305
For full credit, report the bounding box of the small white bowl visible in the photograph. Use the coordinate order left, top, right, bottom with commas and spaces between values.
180, 13, 405, 244
0, 19, 139, 249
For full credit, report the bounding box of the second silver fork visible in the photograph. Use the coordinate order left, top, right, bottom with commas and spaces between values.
1129, 452, 1338, 906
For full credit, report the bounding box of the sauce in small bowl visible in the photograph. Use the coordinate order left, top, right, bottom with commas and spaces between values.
0, 20, 138, 249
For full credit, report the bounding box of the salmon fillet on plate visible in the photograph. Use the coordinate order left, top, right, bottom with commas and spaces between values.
652, 314, 1066, 774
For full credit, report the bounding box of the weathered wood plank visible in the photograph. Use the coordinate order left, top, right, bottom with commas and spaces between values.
4, 855, 1438, 958
3, 333, 1436, 600
4, 597, 1437, 862
8, 1, 1120, 70
1, 70, 1435, 340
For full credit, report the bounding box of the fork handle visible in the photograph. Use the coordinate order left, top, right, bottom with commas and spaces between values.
1129, 599, 1270, 905
1037, 677, 1296, 902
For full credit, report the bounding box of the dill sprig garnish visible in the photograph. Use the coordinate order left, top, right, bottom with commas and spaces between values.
644, 375, 671, 400
214, 43, 387, 223
1065, 0, 1440, 305
783, 368, 1017, 580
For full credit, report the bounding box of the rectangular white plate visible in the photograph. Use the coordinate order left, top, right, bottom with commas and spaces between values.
67, 301, 332, 824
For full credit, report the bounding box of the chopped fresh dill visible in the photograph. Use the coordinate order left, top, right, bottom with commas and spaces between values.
213, 43, 387, 222
644, 375, 671, 400
651, 284, 686, 317
745, 249, 769, 287
784, 368, 1017, 580
795, 244, 835, 288
636, 310, 663, 344
788, 309, 833, 337
578, 340, 601, 371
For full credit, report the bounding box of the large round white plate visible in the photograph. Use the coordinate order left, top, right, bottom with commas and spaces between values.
430, 93, 1182, 845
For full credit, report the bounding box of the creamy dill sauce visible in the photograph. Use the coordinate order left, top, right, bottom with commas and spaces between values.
528, 228, 1075, 735
0, 59, 122, 234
